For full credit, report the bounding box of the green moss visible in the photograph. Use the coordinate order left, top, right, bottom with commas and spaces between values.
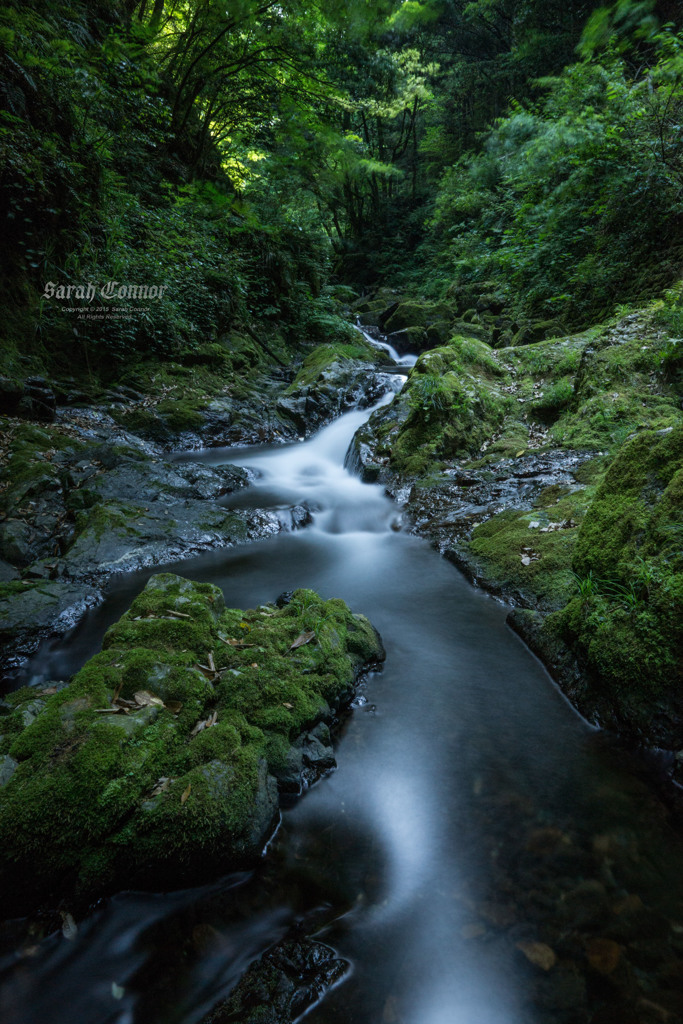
530, 377, 574, 420
389, 345, 512, 474
449, 335, 507, 379
466, 490, 591, 610
548, 425, 682, 710
573, 426, 683, 578
384, 300, 456, 334
0, 575, 384, 906
155, 399, 206, 432
288, 340, 388, 390
0, 419, 83, 514
75, 501, 145, 541
0, 581, 36, 602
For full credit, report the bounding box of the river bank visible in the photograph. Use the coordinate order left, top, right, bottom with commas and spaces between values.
0, 334, 395, 679
348, 303, 683, 768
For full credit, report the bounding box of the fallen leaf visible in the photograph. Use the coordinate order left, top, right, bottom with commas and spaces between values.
181, 783, 191, 805
290, 630, 315, 651
165, 700, 183, 715
219, 635, 255, 649
515, 450, 526, 458
133, 690, 164, 708
585, 937, 621, 974
516, 941, 557, 971
195, 663, 220, 680
113, 697, 139, 710
250, 663, 259, 669
149, 777, 173, 797
190, 712, 218, 736
165, 609, 191, 619
39, 686, 58, 695
282, 702, 294, 709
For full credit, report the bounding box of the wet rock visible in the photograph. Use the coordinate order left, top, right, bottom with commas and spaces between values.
0, 560, 19, 582
0, 755, 18, 788
378, 300, 400, 329
0, 377, 56, 422
19, 378, 56, 422
560, 881, 611, 930
0, 580, 102, 671
280, 355, 392, 436
275, 722, 336, 793
0, 520, 35, 566
276, 394, 309, 434
516, 940, 557, 971
532, 963, 587, 1013
386, 326, 428, 354
585, 937, 622, 975
59, 500, 279, 583
203, 938, 348, 1024
290, 504, 313, 530
91, 457, 248, 505
199, 389, 300, 447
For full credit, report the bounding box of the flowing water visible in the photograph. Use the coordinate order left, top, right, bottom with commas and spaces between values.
3, 376, 683, 1024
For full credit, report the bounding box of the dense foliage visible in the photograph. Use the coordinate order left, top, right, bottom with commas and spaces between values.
1, 0, 682, 373
423, 21, 683, 324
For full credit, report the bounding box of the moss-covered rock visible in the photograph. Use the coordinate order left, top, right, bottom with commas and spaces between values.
548, 425, 683, 740
0, 574, 384, 912
511, 319, 566, 347
383, 300, 456, 335
384, 342, 511, 475
204, 938, 347, 1024
466, 492, 587, 611
277, 341, 392, 435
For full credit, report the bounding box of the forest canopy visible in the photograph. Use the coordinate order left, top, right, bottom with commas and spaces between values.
0, 0, 682, 374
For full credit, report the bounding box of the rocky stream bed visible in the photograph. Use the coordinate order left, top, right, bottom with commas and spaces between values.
1, 310, 683, 1024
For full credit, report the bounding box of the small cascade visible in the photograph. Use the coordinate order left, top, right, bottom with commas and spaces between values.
355, 321, 418, 367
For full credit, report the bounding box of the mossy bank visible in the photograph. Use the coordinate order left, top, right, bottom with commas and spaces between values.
0, 574, 384, 914
352, 299, 683, 760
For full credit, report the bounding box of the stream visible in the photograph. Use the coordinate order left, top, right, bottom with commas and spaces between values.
2, 351, 683, 1024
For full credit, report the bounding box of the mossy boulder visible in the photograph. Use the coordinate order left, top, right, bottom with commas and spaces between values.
0, 574, 384, 912
511, 320, 566, 347
549, 425, 683, 737
383, 300, 456, 335
465, 491, 588, 612
385, 325, 429, 354
387, 343, 511, 475
277, 341, 391, 434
